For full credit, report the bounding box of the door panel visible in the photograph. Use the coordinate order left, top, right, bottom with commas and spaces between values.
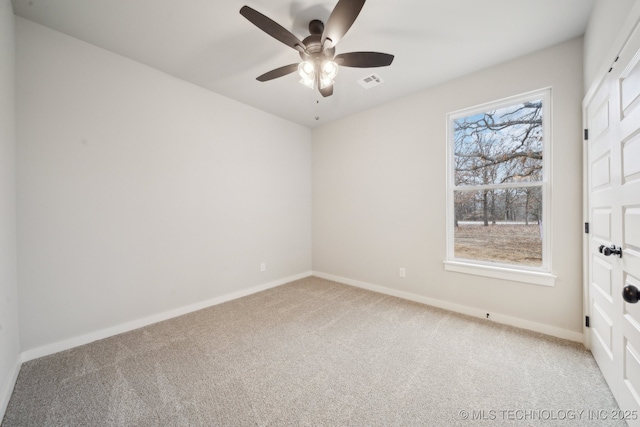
623, 339, 640, 407
593, 256, 613, 297
626, 208, 640, 251
589, 97, 610, 141
593, 208, 612, 240
622, 316, 640, 413
622, 133, 640, 180
592, 153, 612, 188
593, 300, 615, 356
621, 58, 640, 116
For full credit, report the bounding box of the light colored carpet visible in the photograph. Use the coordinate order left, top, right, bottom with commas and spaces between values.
1, 276, 625, 426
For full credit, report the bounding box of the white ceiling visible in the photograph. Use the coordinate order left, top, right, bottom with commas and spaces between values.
12, 0, 595, 128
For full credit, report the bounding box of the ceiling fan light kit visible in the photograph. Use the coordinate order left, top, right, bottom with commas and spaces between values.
298, 59, 339, 90
239, 0, 394, 98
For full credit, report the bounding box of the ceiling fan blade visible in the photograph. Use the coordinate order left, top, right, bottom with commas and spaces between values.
321, 0, 366, 49
256, 64, 300, 82
334, 52, 394, 68
240, 6, 306, 53
319, 84, 334, 97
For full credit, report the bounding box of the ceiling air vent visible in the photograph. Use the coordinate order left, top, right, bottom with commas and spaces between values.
357, 73, 384, 89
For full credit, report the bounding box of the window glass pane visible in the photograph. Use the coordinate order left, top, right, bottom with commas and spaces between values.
454, 187, 542, 267
454, 100, 543, 186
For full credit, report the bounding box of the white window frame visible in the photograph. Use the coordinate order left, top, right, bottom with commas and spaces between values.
443, 88, 556, 287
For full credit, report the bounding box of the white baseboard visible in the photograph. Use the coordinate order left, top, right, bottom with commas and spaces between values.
20, 271, 313, 363
18, 269, 582, 364
0, 357, 21, 421
312, 271, 583, 343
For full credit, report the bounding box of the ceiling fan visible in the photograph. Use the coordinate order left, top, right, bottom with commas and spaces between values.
239, 0, 394, 97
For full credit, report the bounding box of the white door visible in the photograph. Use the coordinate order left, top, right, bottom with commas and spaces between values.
586, 20, 640, 425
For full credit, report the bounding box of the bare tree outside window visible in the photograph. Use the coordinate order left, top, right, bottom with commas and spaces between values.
451, 98, 545, 267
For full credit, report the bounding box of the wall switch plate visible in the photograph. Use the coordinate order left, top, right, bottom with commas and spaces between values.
260, 263, 266, 272
399, 268, 406, 278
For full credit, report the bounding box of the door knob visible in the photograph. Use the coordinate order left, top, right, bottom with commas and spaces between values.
599, 244, 623, 258
623, 285, 640, 304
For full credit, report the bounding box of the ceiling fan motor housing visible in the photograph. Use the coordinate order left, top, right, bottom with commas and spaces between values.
300, 34, 335, 60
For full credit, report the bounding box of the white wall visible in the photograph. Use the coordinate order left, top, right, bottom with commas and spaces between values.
312, 38, 584, 337
16, 18, 312, 353
584, 0, 637, 92
0, 0, 20, 417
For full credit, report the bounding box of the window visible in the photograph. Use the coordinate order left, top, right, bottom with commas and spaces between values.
444, 89, 555, 286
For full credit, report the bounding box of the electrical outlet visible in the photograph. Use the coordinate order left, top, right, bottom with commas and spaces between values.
260, 263, 266, 272
399, 268, 406, 278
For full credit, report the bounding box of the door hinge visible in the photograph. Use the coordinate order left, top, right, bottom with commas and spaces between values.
584, 129, 589, 140
585, 222, 589, 234
585, 316, 590, 328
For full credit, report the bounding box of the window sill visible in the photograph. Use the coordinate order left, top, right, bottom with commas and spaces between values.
443, 260, 556, 287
